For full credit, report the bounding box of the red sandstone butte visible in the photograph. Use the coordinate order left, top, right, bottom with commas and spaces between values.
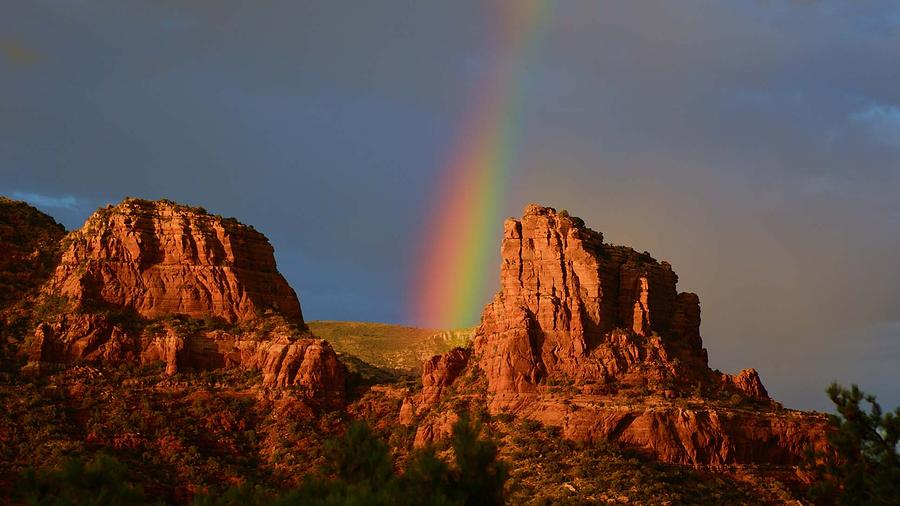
25, 198, 344, 404
47, 198, 302, 324
409, 204, 826, 466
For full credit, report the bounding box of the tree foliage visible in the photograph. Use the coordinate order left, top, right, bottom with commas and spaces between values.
448, 415, 508, 505
191, 414, 507, 506
16, 453, 150, 506
808, 383, 900, 505
322, 420, 394, 485
18, 416, 508, 505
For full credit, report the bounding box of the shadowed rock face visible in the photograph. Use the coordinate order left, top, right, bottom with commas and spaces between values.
47, 198, 302, 324
0, 197, 66, 310
409, 205, 825, 466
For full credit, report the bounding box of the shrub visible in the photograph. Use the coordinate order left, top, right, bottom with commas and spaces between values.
16, 453, 150, 505
322, 421, 393, 485
449, 414, 508, 505
32, 295, 71, 323
193, 416, 509, 506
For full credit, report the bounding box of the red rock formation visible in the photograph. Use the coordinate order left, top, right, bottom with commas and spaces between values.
28, 313, 137, 369
413, 410, 459, 448
400, 347, 469, 427
473, 204, 711, 402
723, 368, 769, 400
28, 314, 345, 406
592, 405, 820, 465
410, 204, 827, 466
420, 347, 468, 406
24, 198, 345, 406
47, 198, 302, 324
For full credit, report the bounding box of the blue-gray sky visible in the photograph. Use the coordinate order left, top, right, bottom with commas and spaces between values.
2, 1, 898, 411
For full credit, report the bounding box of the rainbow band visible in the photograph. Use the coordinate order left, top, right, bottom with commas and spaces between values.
411, 1, 552, 328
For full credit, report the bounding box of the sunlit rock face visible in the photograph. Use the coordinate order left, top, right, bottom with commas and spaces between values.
410, 204, 827, 466
47, 198, 303, 324
475, 204, 711, 400
24, 198, 345, 407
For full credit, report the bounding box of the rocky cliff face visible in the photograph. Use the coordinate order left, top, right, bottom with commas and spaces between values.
28, 314, 345, 405
139, 318, 346, 407
408, 205, 826, 466
472, 204, 749, 402
24, 198, 344, 406
47, 198, 302, 324
419, 347, 468, 407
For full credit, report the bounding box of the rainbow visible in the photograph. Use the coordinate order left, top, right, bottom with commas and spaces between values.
410, 1, 552, 329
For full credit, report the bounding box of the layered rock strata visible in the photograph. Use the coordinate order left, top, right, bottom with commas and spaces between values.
47, 198, 302, 324
476, 204, 715, 399
24, 198, 343, 406
408, 205, 826, 466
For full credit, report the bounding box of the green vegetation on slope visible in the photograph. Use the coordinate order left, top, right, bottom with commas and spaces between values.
308, 321, 473, 372
17, 417, 508, 506
1, 360, 777, 504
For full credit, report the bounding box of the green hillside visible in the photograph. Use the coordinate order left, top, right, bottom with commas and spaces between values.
307, 321, 473, 372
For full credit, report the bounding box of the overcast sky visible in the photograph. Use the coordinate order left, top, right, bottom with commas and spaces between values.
2, 0, 898, 411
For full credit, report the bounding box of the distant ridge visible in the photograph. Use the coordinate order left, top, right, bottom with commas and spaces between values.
307, 320, 473, 371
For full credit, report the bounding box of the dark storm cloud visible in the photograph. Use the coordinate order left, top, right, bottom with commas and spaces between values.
1, 0, 898, 410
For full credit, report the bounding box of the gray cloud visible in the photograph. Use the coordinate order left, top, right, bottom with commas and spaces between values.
852, 102, 900, 149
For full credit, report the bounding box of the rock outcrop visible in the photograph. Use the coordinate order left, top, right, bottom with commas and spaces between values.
724, 368, 769, 400
409, 205, 827, 466
552, 401, 820, 466
474, 204, 712, 401
23, 198, 344, 406
47, 198, 302, 324
419, 347, 468, 406
29, 313, 136, 365
139, 318, 346, 407
28, 313, 345, 406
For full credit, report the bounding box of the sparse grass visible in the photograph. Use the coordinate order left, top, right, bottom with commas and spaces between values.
308, 321, 473, 372
492, 415, 765, 505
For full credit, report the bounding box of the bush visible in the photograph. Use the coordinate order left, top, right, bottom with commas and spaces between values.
193, 416, 509, 506
32, 295, 71, 324
322, 421, 393, 485
16, 454, 151, 505
449, 414, 508, 505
